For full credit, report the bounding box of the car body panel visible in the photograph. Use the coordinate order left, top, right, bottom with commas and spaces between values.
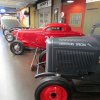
13, 23, 85, 50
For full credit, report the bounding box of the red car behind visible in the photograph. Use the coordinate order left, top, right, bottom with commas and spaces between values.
10, 23, 85, 55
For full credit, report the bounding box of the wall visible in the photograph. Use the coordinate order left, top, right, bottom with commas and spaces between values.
61, 0, 86, 33
30, 7, 35, 28
34, 10, 39, 28
52, 0, 61, 23
19, 7, 29, 27
83, 1, 100, 35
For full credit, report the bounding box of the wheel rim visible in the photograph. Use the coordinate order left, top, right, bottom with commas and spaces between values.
4, 30, 9, 35
40, 85, 68, 100
12, 43, 22, 54
7, 35, 13, 41
42, 54, 46, 67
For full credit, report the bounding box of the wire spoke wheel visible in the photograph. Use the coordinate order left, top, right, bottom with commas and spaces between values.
7, 35, 12, 41
6, 34, 14, 42
13, 43, 22, 53
10, 41, 24, 55
4, 30, 9, 35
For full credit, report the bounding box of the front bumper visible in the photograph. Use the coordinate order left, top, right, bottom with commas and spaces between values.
35, 62, 56, 78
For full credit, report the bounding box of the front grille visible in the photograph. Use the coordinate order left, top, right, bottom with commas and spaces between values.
56, 50, 95, 70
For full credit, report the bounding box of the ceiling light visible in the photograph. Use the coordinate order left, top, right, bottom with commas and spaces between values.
67, 0, 74, 3
1, 9, 6, 13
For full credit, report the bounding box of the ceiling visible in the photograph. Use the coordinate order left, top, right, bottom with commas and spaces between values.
0, 0, 37, 12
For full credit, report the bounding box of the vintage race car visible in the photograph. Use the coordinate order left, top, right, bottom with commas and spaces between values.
5, 23, 46, 42
4, 27, 32, 42
34, 23, 100, 100
1, 19, 28, 36
10, 23, 85, 55
3, 27, 30, 36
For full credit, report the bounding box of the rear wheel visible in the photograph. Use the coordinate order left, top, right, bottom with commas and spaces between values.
5, 33, 15, 42
10, 41, 24, 55
39, 50, 46, 68
35, 76, 72, 100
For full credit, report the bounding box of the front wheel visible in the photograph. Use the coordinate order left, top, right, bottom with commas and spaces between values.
39, 50, 46, 68
5, 33, 15, 42
3, 29, 10, 36
10, 40, 24, 55
35, 76, 72, 100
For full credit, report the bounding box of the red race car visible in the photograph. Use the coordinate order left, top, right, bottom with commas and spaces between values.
10, 23, 85, 55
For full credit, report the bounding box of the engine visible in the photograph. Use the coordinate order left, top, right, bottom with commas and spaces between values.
46, 35, 100, 75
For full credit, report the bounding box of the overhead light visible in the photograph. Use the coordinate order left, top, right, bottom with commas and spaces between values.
1, 9, 6, 13
17, 2, 29, 6
67, 0, 74, 3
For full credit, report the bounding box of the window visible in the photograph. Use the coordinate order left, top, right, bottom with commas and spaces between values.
44, 13, 48, 23
40, 14, 43, 23
46, 27, 63, 31
70, 13, 82, 27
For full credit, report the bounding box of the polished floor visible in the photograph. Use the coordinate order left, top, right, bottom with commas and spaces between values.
0, 28, 100, 100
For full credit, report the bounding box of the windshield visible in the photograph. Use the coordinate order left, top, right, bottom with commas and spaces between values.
93, 26, 100, 35
39, 23, 46, 29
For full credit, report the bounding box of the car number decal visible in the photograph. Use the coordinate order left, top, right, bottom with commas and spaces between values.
45, 36, 54, 39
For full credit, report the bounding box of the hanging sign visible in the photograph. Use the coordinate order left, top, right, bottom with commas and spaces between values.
86, 0, 100, 3
37, 0, 52, 9
54, 8, 58, 23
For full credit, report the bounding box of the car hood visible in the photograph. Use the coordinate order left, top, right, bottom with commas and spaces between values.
13, 28, 43, 35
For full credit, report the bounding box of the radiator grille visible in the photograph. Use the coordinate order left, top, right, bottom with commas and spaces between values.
56, 50, 95, 70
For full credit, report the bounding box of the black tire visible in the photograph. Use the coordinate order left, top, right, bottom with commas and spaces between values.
5, 33, 15, 42
10, 40, 24, 55
39, 50, 46, 68
35, 76, 72, 100
3, 29, 10, 36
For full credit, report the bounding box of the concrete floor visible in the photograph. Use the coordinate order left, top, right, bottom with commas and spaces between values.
0, 28, 100, 100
